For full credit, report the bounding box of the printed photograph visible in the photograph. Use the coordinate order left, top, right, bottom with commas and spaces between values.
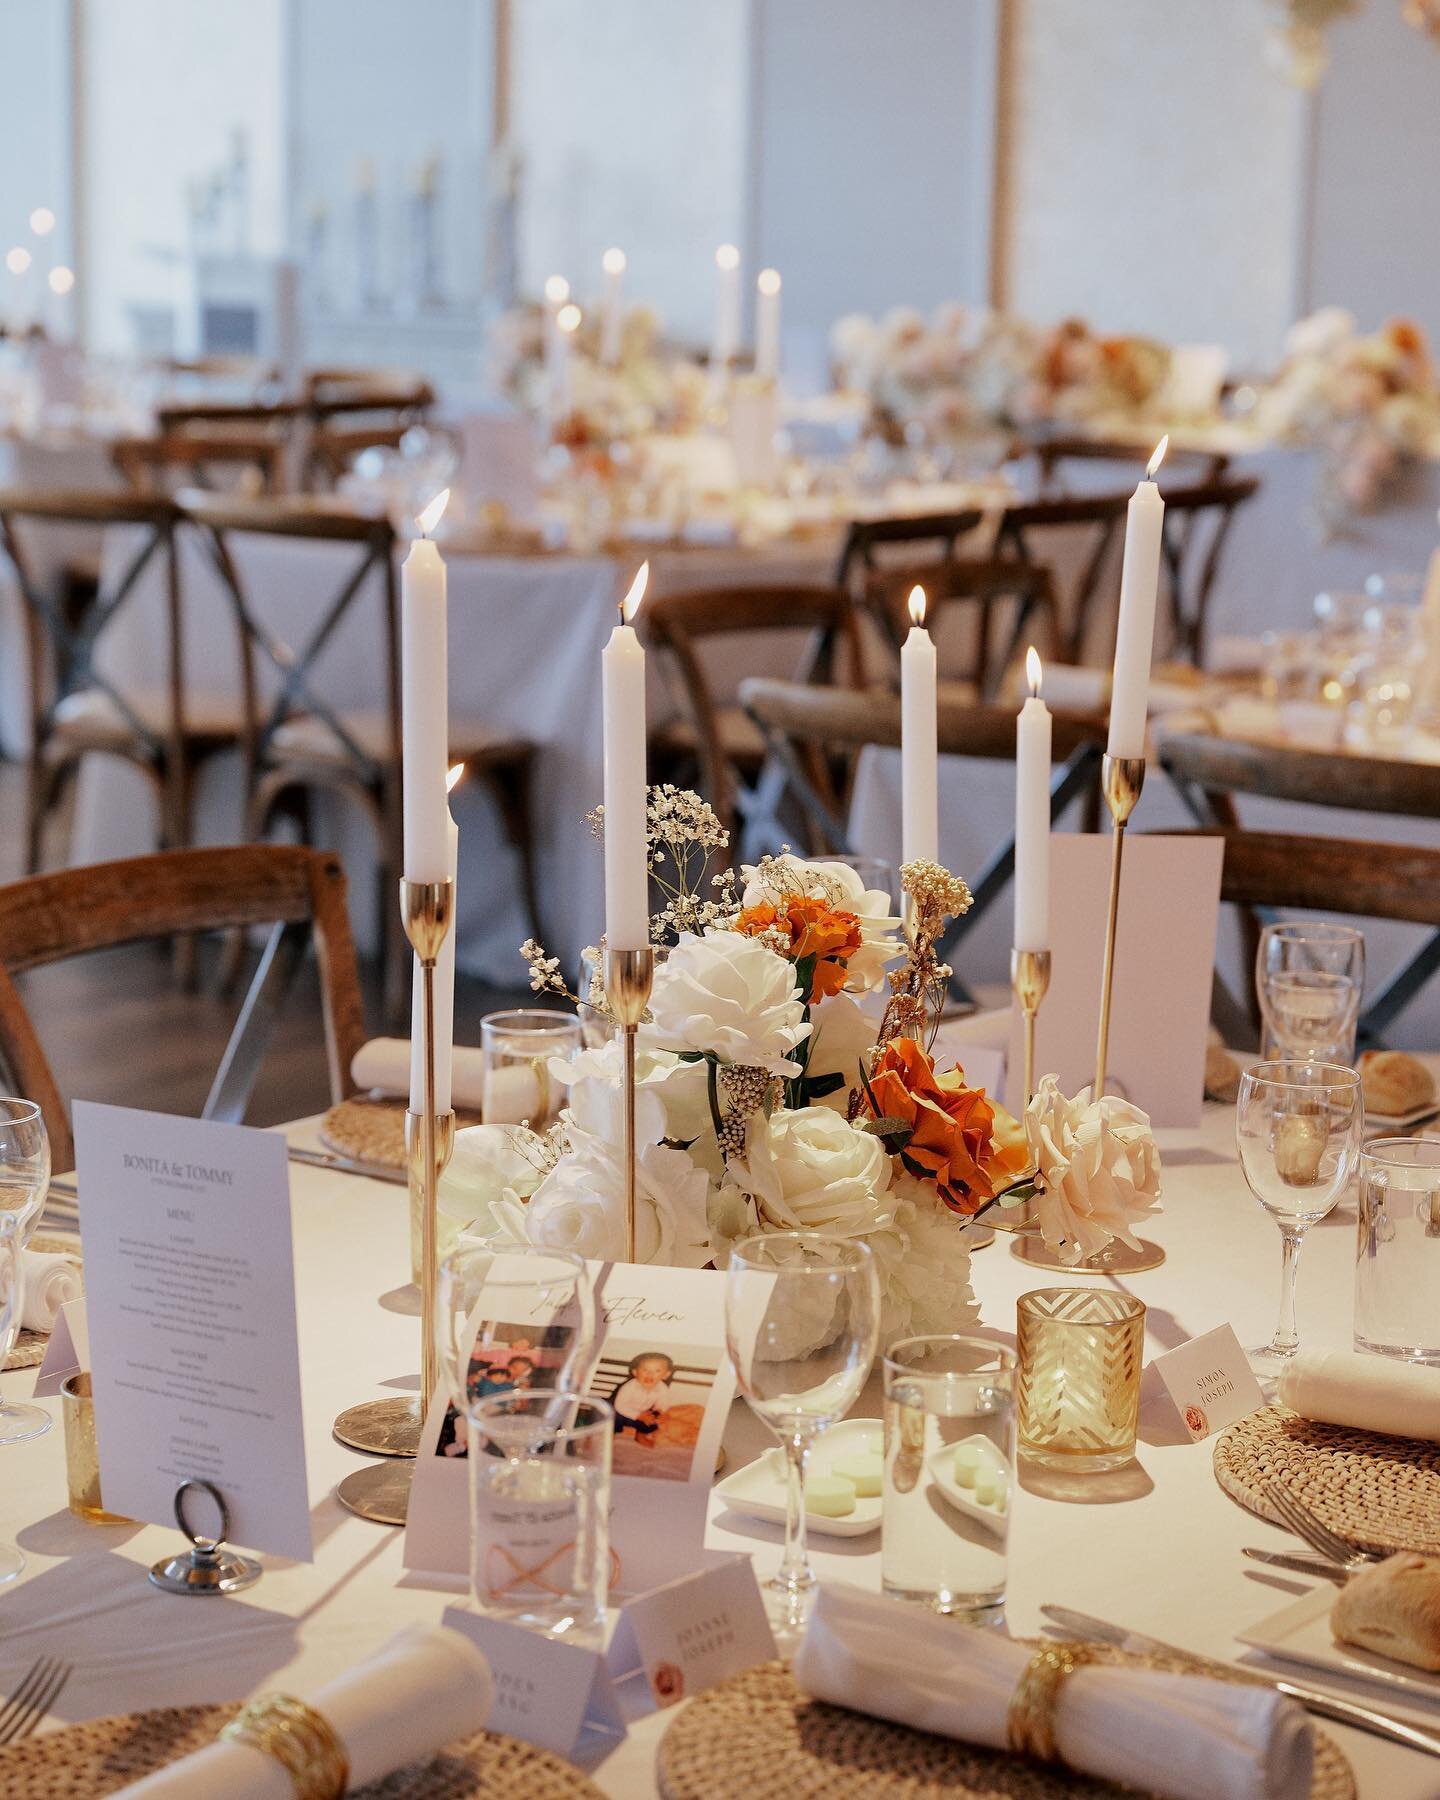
434, 1318, 579, 1460
590, 1339, 720, 1482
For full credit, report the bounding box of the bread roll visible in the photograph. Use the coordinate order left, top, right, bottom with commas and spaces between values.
1359, 1050, 1435, 1118
1331, 1552, 1440, 1671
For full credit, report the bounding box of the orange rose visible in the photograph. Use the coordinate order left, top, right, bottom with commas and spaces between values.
735, 896, 863, 1003
861, 1037, 1028, 1215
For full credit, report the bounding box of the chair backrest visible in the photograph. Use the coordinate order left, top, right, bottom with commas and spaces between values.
178, 495, 401, 787
863, 556, 1059, 699
1201, 827, 1440, 926
1025, 435, 1231, 495
303, 368, 435, 423
643, 585, 865, 832
1158, 730, 1440, 822
113, 428, 287, 497
0, 844, 364, 1170
0, 487, 187, 757
835, 508, 985, 594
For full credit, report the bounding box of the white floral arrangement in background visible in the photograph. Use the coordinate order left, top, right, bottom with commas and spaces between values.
441, 789, 1162, 1346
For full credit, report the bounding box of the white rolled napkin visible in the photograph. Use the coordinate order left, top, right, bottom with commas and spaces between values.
1279, 1349, 1440, 1442
118, 1624, 493, 1797
792, 1586, 1312, 1800
351, 1038, 488, 1112
20, 1248, 80, 1333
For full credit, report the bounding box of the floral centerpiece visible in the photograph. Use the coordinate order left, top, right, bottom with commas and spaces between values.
441, 789, 1162, 1344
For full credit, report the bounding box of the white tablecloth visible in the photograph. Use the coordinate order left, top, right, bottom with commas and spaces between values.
1, 1097, 1436, 1796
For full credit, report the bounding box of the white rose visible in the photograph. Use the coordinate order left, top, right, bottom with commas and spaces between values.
721, 1106, 892, 1239
803, 994, 879, 1113
645, 931, 810, 1075
524, 1129, 711, 1267
439, 1124, 545, 1228
1026, 1075, 1163, 1264
740, 855, 903, 994
552, 1042, 712, 1147
866, 1172, 980, 1347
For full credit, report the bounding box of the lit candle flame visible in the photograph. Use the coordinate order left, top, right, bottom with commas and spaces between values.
557, 302, 582, 334
543, 274, 570, 305
620, 562, 649, 625
417, 488, 450, 537
907, 585, 927, 628
1146, 435, 1169, 480
757, 267, 782, 297
1026, 646, 1043, 698
715, 243, 740, 272
602, 246, 626, 275
446, 762, 464, 794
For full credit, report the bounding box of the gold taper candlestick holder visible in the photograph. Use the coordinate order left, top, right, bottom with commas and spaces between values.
993, 947, 1050, 1242
605, 945, 656, 1263
335, 876, 456, 1524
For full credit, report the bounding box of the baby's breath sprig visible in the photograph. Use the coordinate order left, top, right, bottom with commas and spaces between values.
874, 858, 974, 1056
597, 784, 738, 942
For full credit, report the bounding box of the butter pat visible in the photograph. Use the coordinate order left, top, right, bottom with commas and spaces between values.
953, 1444, 982, 1488
831, 1451, 882, 1498
805, 1473, 857, 1517
973, 1472, 1004, 1509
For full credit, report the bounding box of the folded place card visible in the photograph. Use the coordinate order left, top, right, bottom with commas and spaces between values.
1005, 833, 1224, 1125
606, 1554, 776, 1709
33, 1294, 89, 1398
72, 1102, 313, 1562
441, 1605, 626, 1760
1148, 1324, 1264, 1440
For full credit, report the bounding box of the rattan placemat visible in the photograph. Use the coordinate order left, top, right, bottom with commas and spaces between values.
4, 1233, 82, 1372
320, 1096, 484, 1170
1214, 1403, 1440, 1556
657, 1654, 1354, 1800
0, 1702, 604, 1799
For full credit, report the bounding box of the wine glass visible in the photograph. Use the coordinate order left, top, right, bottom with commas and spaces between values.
1257, 923, 1364, 1067
1236, 1061, 1361, 1378
0, 1212, 28, 1580
436, 1244, 596, 1426
0, 1099, 51, 1446
723, 1231, 879, 1641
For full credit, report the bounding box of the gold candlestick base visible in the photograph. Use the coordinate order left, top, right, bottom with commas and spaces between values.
1013, 1233, 1167, 1274
991, 947, 1051, 1241
605, 945, 656, 1264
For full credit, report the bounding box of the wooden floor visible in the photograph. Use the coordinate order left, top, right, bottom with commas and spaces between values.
0, 763, 543, 1131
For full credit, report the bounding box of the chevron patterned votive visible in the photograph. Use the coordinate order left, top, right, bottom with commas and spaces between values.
1016, 1288, 1146, 1473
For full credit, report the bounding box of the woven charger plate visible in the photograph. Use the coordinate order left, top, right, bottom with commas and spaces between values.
0, 1702, 603, 1799
657, 1656, 1354, 1800
1214, 1403, 1440, 1556
320, 1096, 484, 1170
4, 1232, 81, 1372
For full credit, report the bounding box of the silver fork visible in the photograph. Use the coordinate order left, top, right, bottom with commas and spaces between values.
1264, 1479, 1383, 1571
0, 1657, 72, 1745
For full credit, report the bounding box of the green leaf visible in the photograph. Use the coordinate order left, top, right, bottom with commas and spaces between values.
997, 1182, 1037, 1208
800, 1071, 846, 1100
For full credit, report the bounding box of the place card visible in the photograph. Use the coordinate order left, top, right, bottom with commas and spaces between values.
1148, 1324, 1264, 1440
32, 1295, 89, 1398
72, 1102, 312, 1561
1005, 833, 1223, 1125
441, 1605, 626, 1760
606, 1555, 776, 1709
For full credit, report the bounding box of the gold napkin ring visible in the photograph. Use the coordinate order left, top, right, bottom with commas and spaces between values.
1006, 1642, 1098, 1764
220, 1693, 350, 1799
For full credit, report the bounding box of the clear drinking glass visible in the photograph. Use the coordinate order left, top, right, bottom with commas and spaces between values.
724, 1232, 880, 1641
480, 1010, 582, 1129
1016, 1290, 1145, 1472
437, 1244, 597, 1416
0, 1214, 29, 1577
465, 1389, 613, 1638
882, 1335, 1015, 1615
1355, 1137, 1440, 1363
1236, 1060, 1362, 1375
1257, 923, 1365, 1068
0, 1101, 51, 1446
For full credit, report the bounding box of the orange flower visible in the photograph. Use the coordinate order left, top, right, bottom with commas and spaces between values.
861, 1037, 1028, 1215
735, 896, 863, 1003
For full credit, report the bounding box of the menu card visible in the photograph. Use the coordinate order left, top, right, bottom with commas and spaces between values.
73, 1102, 313, 1561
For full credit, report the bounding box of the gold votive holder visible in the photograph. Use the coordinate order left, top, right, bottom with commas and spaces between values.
1016, 1288, 1146, 1473
61, 1373, 130, 1523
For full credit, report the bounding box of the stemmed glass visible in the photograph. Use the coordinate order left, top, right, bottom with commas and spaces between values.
0, 1099, 51, 1445
0, 1212, 27, 1580
437, 1245, 597, 1419
1236, 1061, 1361, 1378
724, 1232, 879, 1641
1257, 923, 1364, 1068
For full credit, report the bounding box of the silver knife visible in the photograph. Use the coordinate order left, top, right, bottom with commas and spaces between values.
1041, 1604, 1440, 1760
1242, 1547, 1351, 1585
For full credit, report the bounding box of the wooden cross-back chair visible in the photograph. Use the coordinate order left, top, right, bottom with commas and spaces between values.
863, 557, 1061, 703
834, 508, 986, 598
0, 845, 364, 1171
1159, 729, 1440, 1039
1024, 435, 1232, 495
181, 494, 541, 1016
113, 427, 288, 498
643, 584, 866, 863
740, 676, 1107, 1004
0, 488, 245, 873
302, 369, 435, 491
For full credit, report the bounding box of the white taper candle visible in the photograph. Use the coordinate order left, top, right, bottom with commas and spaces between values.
900, 585, 938, 865
1106, 436, 1169, 759
1015, 648, 1052, 952
603, 564, 651, 949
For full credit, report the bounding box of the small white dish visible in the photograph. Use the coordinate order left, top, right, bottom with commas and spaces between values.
714, 1417, 883, 1538
927, 1434, 1010, 1536
1239, 1584, 1440, 1704
1366, 1099, 1440, 1132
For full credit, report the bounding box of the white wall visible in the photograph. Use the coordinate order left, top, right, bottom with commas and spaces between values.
1001, 0, 1306, 370
511, 0, 749, 346
0, 2, 73, 306
80, 0, 286, 351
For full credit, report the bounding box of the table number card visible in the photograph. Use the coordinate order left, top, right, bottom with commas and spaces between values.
33, 1294, 89, 1398
441, 1606, 626, 1760
607, 1555, 776, 1709
1148, 1324, 1264, 1440
72, 1102, 313, 1561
